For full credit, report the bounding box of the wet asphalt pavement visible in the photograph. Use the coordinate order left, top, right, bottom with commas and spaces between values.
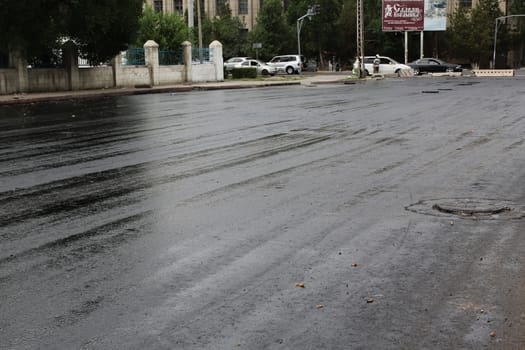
2, 76, 525, 349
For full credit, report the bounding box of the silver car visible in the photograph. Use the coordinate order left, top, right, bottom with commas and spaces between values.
238, 59, 277, 76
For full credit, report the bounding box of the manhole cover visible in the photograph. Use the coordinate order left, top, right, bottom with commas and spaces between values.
405, 198, 525, 220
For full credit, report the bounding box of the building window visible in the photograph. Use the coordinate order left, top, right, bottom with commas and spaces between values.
154, 0, 163, 12
215, 0, 224, 16
458, 0, 472, 8
239, 0, 248, 14
259, 0, 264, 9
174, 0, 183, 14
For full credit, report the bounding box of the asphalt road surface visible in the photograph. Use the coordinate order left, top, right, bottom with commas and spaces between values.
2, 77, 525, 349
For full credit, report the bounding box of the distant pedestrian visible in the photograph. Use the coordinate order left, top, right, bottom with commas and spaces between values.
373, 54, 380, 74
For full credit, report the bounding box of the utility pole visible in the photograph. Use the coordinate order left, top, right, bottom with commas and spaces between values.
356, 0, 365, 77
197, 0, 202, 50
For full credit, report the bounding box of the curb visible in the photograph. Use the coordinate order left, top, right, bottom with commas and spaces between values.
0, 81, 302, 106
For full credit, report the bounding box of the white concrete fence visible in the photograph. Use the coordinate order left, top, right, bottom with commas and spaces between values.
0, 40, 224, 95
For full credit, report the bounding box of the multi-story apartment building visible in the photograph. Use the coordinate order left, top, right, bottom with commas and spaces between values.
145, 0, 263, 30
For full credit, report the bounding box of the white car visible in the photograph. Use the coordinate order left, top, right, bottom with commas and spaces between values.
224, 57, 253, 72
267, 55, 305, 75
238, 59, 277, 76
354, 56, 412, 76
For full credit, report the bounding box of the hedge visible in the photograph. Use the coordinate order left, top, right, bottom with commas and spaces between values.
231, 67, 257, 79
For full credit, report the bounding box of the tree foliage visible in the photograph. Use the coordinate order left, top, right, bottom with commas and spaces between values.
68, 0, 143, 63
0, 0, 62, 58
135, 5, 189, 50
0, 0, 142, 64
446, 0, 503, 67
249, 0, 294, 60
285, 0, 346, 65
202, 3, 249, 58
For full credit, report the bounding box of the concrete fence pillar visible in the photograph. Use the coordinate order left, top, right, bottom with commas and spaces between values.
182, 41, 192, 83
144, 40, 160, 86
63, 41, 80, 91
209, 40, 224, 82
9, 47, 28, 93
112, 53, 122, 87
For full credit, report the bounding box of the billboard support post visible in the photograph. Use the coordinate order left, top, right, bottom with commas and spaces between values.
420, 31, 424, 59
404, 32, 408, 64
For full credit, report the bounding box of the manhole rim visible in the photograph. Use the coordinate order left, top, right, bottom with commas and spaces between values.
405, 197, 525, 220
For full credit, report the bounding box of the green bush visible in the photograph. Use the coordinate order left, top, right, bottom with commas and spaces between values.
231, 67, 257, 79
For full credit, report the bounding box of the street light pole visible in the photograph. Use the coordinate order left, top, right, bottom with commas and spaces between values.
297, 5, 319, 57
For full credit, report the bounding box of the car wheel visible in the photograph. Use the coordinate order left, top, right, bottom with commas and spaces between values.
413, 68, 420, 75
285, 66, 294, 75
395, 69, 401, 77
262, 70, 269, 76
446, 67, 454, 72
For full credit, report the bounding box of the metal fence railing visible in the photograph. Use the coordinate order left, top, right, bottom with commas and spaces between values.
191, 48, 210, 64
159, 50, 184, 65
123, 48, 145, 66
120, 47, 211, 66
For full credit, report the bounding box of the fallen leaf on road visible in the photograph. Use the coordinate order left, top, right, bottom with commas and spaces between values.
316, 304, 324, 309
351, 263, 359, 267
366, 298, 374, 303
295, 283, 305, 288
489, 331, 496, 337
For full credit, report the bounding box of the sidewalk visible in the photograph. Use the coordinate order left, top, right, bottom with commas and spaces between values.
0, 72, 351, 106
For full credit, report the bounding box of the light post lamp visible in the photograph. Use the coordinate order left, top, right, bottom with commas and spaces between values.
297, 5, 320, 57
492, 14, 525, 69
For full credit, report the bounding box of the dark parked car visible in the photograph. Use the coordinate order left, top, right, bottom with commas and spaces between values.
408, 58, 462, 75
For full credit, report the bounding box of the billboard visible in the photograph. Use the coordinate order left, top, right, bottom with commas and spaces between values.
382, 0, 424, 32
424, 0, 447, 31
382, 0, 447, 32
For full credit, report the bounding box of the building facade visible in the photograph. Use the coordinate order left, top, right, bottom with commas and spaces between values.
145, 0, 263, 31
449, 0, 507, 13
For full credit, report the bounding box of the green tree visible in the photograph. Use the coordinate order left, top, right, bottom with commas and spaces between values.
67, 0, 143, 63
135, 5, 190, 50
446, 0, 503, 67
335, 0, 358, 66
508, 0, 525, 66
286, 0, 347, 67
0, 0, 142, 65
0, 0, 62, 61
249, 0, 294, 60
202, 3, 249, 58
